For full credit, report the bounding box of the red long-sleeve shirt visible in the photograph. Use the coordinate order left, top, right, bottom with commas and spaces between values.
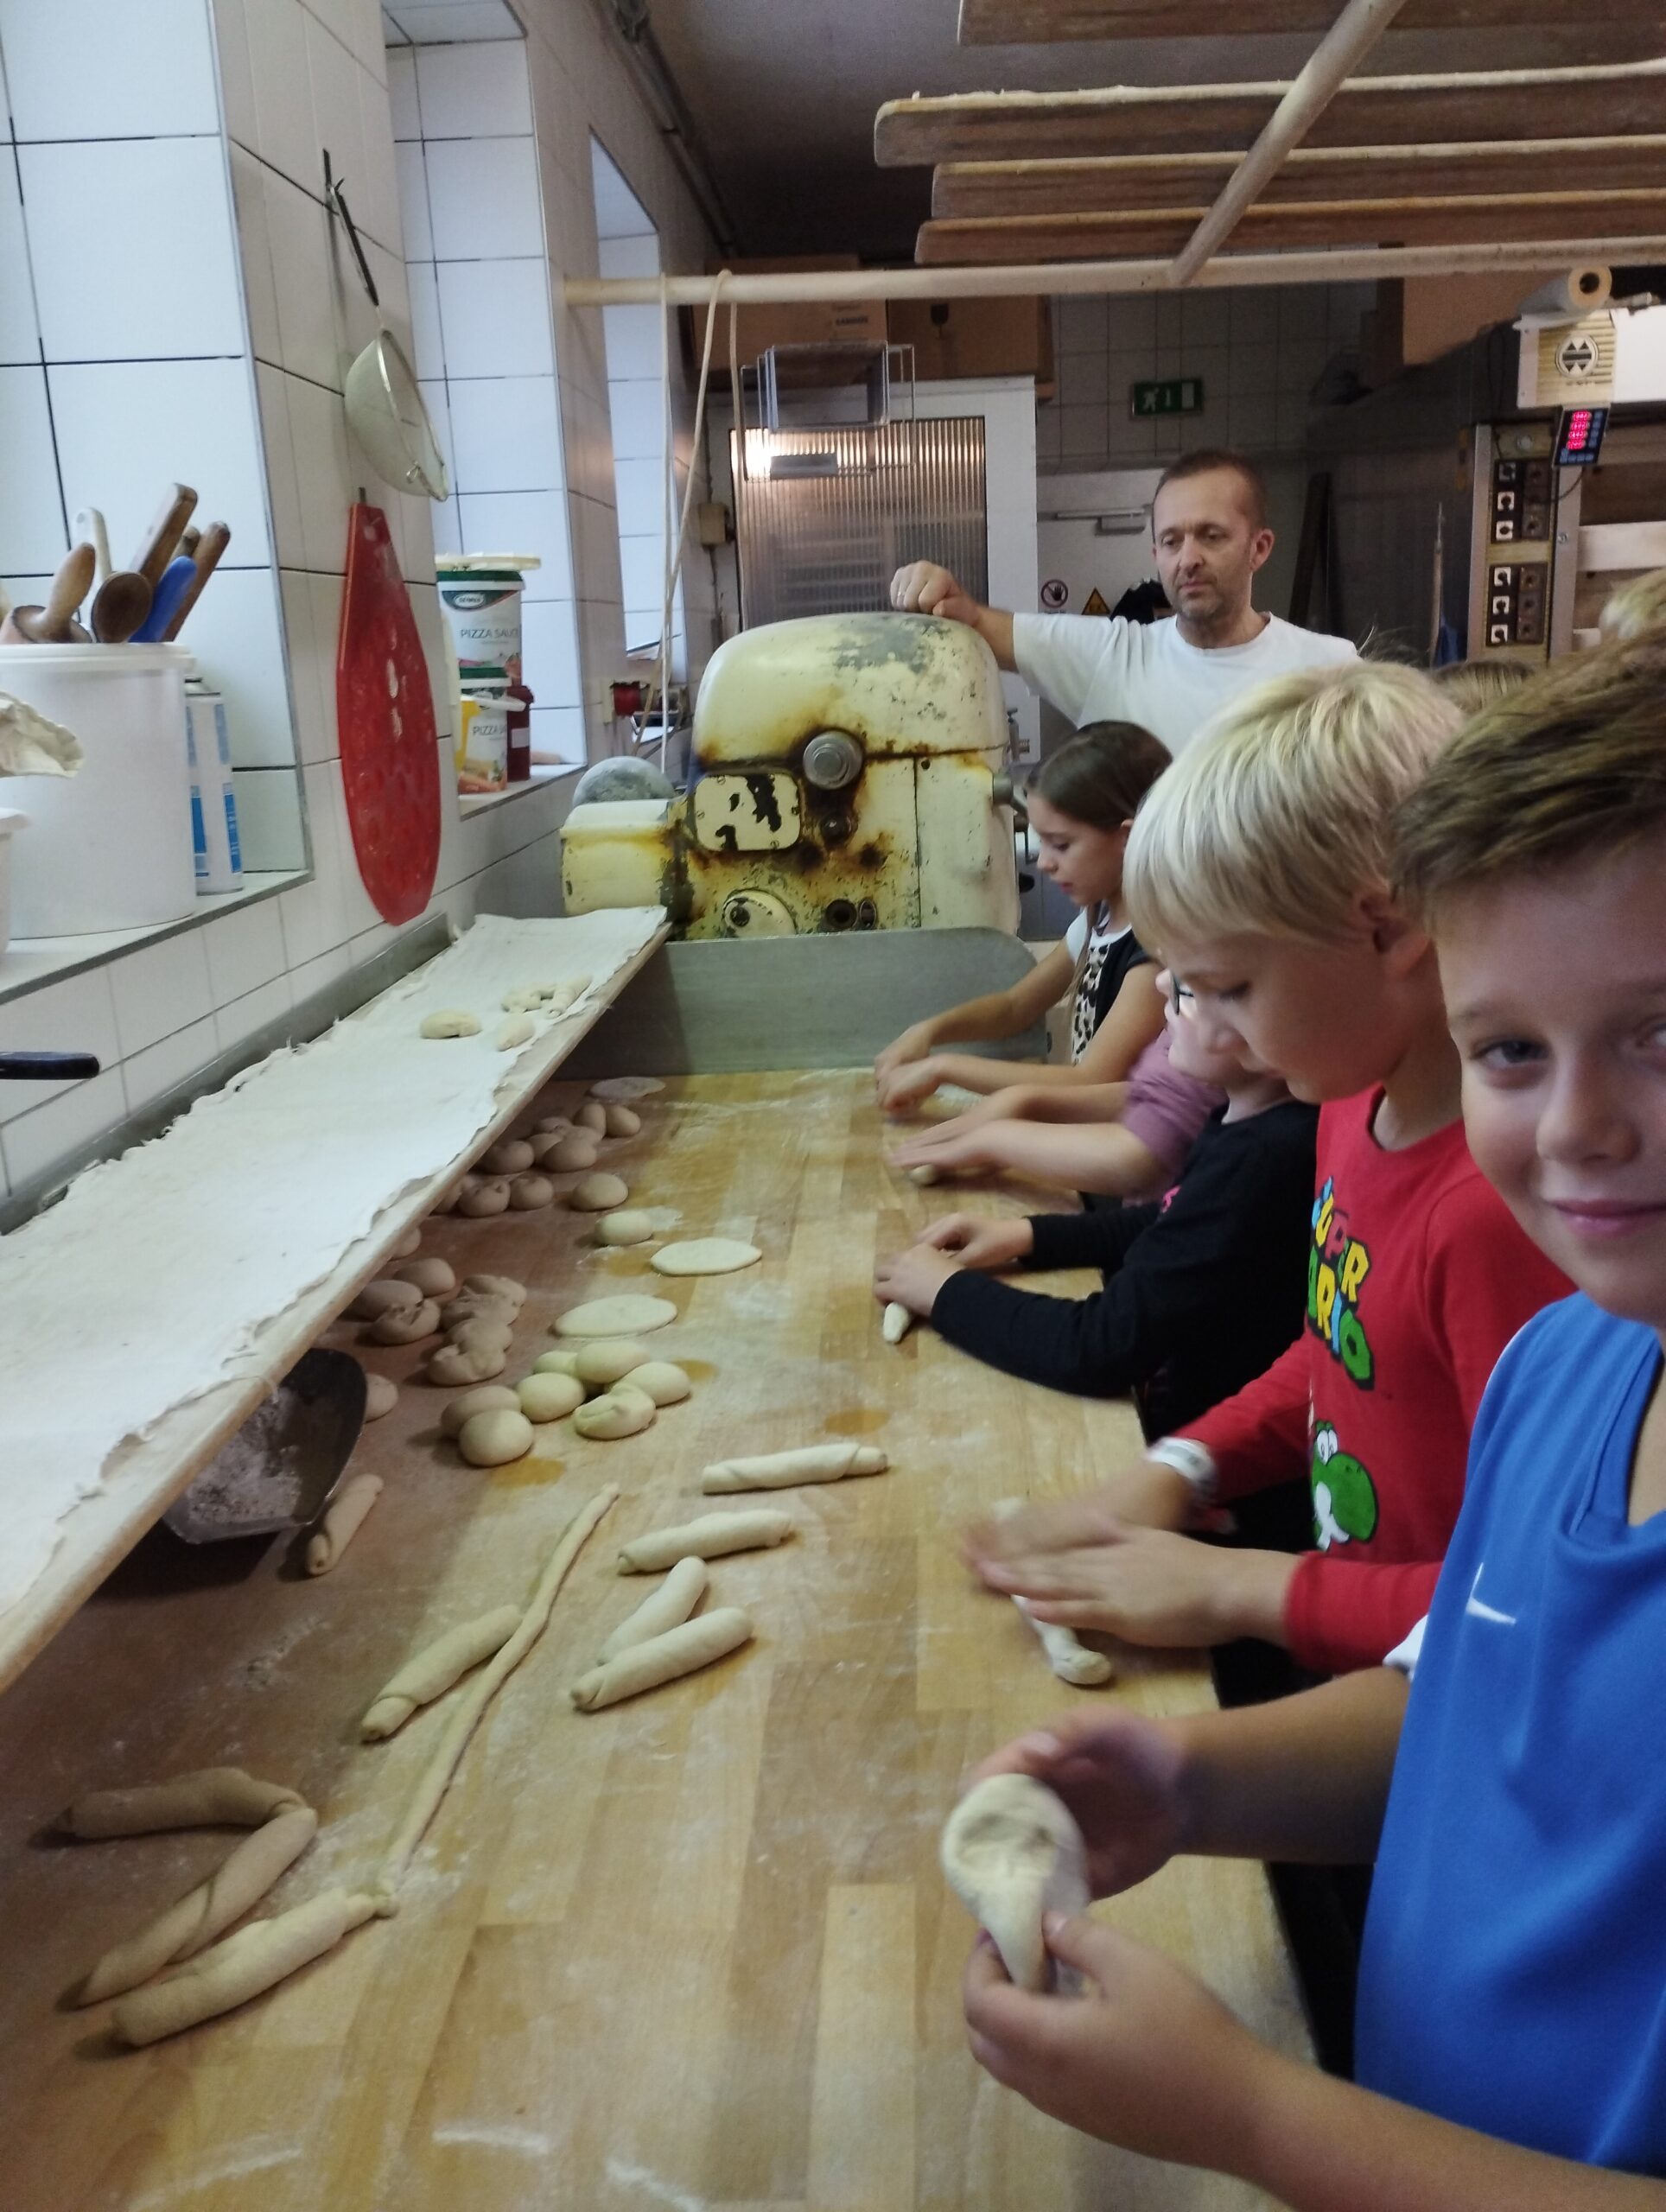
1173, 1090, 1570, 1673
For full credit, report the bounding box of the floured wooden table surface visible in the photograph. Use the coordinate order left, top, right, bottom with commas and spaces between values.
0, 1071, 1307, 2211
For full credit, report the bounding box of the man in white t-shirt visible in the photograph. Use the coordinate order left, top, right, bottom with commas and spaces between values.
891, 448, 1356, 754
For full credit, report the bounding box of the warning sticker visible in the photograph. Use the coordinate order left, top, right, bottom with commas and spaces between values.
1040, 577, 1069, 610
1083, 588, 1110, 617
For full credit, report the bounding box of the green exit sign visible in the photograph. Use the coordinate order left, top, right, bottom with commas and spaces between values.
1131, 377, 1205, 417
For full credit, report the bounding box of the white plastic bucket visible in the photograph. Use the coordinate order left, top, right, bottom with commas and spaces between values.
0, 808, 25, 960
0, 644, 194, 936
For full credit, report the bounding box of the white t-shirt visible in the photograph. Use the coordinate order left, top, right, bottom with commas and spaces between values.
1014, 610, 1357, 755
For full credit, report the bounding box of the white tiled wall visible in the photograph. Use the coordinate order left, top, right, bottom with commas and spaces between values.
0, 0, 302, 874
391, 33, 585, 765
1, 0, 718, 1203
1039, 283, 1376, 472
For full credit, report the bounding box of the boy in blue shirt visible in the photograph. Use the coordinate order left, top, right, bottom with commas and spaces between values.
953, 637, 1666, 2203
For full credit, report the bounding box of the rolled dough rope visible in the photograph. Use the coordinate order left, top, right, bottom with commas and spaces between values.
993, 1499, 1113, 1686
111, 1886, 379, 2048
359, 1605, 524, 1741
882, 1300, 913, 1344
304, 1473, 383, 1576
599, 1554, 707, 1661
419, 1011, 480, 1039
80, 1805, 319, 2005
701, 1443, 888, 1493
372, 1485, 620, 1908
569, 1607, 754, 1713
649, 1238, 761, 1277
618, 1509, 792, 1574
939, 1773, 1091, 1994
62, 1769, 307, 1840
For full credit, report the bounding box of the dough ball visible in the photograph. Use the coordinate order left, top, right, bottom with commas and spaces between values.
495, 1015, 535, 1051
439, 1292, 518, 1333
552, 1294, 677, 1338
363, 1372, 398, 1421
532, 1114, 571, 1135
392, 1229, 423, 1259
463, 1274, 526, 1309
649, 1238, 761, 1277
516, 1371, 585, 1422
426, 1338, 507, 1386
456, 1408, 535, 1467
575, 1100, 607, 1135
907, 1164, 939, 1187
420, 1009, 480, 1039
595, 1209, 654, 1248
626, 1360, 690, 1407
612, 1383, 657, 1414
570, 1173, 629, 1213
448, 1317, 514, 1357
395, 1257, 456, 1299
502, 988, 545, 1014
573, 1392, 656, 1440
436, 1173, 480, 1214
533, 1348, 582, 1377
573, 1339, 650, 1389
601, 1103, 641, 1138
366, 1298, 441, 1345
457, 1178, 512, 1218
439, 1383, 520, 1439
508, 1172, 556, 1211
547, 1133, 601, 1173
349, 1278, 421, 1321
483, 1138, 534, 1176
527, 1128, 573, 1166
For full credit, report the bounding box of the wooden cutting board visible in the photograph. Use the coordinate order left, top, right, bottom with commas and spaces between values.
336, 502, 441, 925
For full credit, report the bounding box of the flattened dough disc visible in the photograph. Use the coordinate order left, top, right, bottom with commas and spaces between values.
649, 1238, 761, 1277
588, 1076, 665, 1100
552, 1294, 678, 1338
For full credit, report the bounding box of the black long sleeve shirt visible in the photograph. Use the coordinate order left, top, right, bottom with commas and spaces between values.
930, 1100, 1318, 1442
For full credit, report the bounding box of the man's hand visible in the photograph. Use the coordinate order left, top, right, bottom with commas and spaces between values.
962, 1467, 1194, 1581
983, 1528, 1297, 1651
874, 1244, 960, 1318
892, 561, 982, 627
874, 1020, 938, 1090
963, 1913, 1273, 2173
916, 1212, 1034, 1272
968, 1707, 1193, 1897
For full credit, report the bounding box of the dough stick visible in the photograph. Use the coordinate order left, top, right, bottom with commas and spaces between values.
80, 1807, 318, 2005
882, 1301, 913, 1344
373, 1485, 620, 1907
110, 1886, 378, 2047
701, 1443, 889, 1493
617, 1510, 792, 1574
598, 1556, 708, 1662
569, 1608, 753, 1712
62, 1769, 307, 1840
360, 1606, 523, 1740
993, 1499, 1113, 1686
304, 1473, 383, 1576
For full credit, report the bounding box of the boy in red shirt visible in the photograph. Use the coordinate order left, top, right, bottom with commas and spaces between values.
966, 662, 1569, 1675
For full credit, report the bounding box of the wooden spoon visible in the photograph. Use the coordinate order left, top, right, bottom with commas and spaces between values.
1, 543, 96, 643
127, 483, 198, 590
159, 522, 231, 642
90, 566, 154, 644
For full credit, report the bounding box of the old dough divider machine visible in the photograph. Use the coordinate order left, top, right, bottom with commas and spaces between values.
561, 613, 1021, 939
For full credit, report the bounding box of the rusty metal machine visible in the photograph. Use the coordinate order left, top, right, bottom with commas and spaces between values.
560, 613, 1019, 938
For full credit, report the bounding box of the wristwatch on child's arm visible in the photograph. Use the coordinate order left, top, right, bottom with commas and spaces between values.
1143, 1436, 1219, 1515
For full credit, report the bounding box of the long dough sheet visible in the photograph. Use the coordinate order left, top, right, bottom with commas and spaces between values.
0, 911, 662, 1619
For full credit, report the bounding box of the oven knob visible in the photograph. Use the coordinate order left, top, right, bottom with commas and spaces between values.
802, 730, 862, 791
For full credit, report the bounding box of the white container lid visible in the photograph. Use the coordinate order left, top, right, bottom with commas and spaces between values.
436, 553, 543, 573
0, 642, 191, 677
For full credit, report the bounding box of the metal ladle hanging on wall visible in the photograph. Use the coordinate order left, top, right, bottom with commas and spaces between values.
324, 153, 449, 503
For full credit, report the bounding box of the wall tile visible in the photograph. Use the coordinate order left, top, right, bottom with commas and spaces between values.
232, 765, 308, 867
21, 137, 244, 362
246, 0, 319, 191
0, 963, 120, 1122
49, 358, 274, 571
0, 0, 220, 139
605, 374, 664, 465
595, 230, 658, 279
122, 1014, 219, 1116
394, 140, 432, 257
387, 46, 420, 138
529, 704, 584, 763
286, 371, 353, 570
0, 143, 39, 365
1060, 403, 1109, 459
305, 8, 366, 220
187, 565, 297, 767
106, 925, 215, 1059
1055, 296, 1107, 357
229, 145, 282, 365
213, 969, 293, 1051
455, 487, 573, 594
425, 134, 543, 260
212, 0, 259, 152
288, 940, 352, 1006
520, 594, 581, 707
407, 258, 442, 377
0, 364, 64, 573
267, 168, 342, 389
202, 891, 288, 1002
436, 257, 553, 378
414, 38, 531, 137
448, 372, 561, 493
256, 359, 305, 568
0, 1065, 127, 1191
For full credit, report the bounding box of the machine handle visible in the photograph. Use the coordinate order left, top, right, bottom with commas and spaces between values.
0, 1052, 101, 1080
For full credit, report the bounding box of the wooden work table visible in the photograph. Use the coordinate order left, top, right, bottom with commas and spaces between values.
0, 1070, 1307, 2211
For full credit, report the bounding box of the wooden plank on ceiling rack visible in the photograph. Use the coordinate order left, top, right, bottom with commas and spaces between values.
957, 0, 1648, 39
874, 60, 1666, 164
918, 190, 1666, 264
932, 138, 1666, 218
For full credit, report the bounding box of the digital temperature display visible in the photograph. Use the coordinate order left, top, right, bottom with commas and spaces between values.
1555, 405, 1609, 466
